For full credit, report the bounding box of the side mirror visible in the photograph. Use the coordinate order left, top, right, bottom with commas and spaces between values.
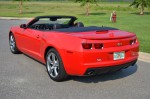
20, 24, 27, 29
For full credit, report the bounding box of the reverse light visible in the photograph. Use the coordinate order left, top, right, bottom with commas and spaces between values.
94, 43, 103, 49
82, 43, 92, 49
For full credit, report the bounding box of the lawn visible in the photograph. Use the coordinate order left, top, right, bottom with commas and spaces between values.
0, 1, 150, 53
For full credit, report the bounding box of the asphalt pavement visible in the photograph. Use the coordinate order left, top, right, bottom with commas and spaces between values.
0, 19, 150, 99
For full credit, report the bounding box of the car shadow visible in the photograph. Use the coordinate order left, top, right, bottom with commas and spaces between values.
22, 53, 138, 83
130, 12, 150, 15
23, 54, 46, 66
71, 64, 138, 83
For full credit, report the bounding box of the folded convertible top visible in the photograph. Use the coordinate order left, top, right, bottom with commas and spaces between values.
53, 26, 118, 32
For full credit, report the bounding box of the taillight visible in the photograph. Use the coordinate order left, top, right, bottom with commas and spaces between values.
94, 43, 103, 49
130, 39, 137, 45
82, 43, 92, 49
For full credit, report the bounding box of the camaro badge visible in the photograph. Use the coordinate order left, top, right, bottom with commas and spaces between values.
117, 42, 122, 46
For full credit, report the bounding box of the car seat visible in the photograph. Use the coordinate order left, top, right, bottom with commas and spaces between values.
75, 22, 84, 27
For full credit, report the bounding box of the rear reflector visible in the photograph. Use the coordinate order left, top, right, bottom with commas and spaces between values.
94, 43, 103, 49
82, 43, 92, 49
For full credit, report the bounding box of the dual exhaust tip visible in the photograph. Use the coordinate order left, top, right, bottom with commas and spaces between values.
87, 70, 95, 75
86, 63, 136, 76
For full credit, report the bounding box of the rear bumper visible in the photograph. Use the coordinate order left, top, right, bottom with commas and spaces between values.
61, 43, 139, 76
84, 59, 137, 75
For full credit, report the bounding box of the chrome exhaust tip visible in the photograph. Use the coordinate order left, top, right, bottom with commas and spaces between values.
87, 71, 95, 75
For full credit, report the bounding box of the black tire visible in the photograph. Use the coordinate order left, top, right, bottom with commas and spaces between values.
46, 48, 69, 82
9, 33, 21, 54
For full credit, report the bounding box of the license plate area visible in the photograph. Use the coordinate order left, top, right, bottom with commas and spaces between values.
113, 51, 125, 60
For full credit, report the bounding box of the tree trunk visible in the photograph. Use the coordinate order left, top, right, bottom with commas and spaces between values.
86, 2, 90, 16
140, 4, 144, 15
19, 0, 23, 14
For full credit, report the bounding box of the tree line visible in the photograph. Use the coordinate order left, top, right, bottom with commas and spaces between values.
0, 0, 134, 1
2, 0, 149, 15
75, 0, 150, 15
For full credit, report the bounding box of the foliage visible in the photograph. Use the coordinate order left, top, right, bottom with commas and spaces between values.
130, 0, 150, 14
13, 0, 30, 1
75, 0, 98, 15
75, 0, 98, 6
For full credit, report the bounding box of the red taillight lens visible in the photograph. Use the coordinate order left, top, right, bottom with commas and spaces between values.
94, 43, 103, 49
82, 43, 92, 49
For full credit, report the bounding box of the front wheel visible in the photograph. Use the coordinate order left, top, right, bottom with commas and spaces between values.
46, 48, 69, 82
9, 33, 21, 54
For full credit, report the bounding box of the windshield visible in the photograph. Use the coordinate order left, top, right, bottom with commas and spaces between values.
28, 16, 77, 30
34, 18, 71, 25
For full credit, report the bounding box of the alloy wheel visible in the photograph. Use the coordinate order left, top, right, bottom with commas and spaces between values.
47, 52, 59, 78
9, 34, 16, 52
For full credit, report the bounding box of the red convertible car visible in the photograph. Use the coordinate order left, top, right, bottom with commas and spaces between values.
9, 16, 139, 81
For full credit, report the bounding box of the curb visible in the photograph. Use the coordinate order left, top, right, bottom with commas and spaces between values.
139, 52, 150, 63
0, 17, 32, 20
0, 17, 150, 63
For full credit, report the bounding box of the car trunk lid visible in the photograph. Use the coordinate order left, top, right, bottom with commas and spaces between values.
66, 30, 135, 40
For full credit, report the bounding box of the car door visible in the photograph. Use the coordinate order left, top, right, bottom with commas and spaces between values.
17, 28, 42, 59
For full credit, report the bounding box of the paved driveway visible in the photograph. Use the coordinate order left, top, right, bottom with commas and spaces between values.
0, 19, 150, 99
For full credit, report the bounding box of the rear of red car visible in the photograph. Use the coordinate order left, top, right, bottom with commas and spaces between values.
60, 30, 139, 76
82, 37, 138, 75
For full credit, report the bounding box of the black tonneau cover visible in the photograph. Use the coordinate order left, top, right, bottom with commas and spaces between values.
53, 26, 118, 32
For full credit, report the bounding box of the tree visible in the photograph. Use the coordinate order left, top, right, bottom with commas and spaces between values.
130, 0, 150, 15
13, 0, 30, 14
75, 0, 98, 16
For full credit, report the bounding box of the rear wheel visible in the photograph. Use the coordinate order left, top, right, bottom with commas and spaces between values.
46, 48, 69, 82
9, 33, 21, 54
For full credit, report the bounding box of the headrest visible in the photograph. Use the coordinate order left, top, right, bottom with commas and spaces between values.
75, 22, 84, 27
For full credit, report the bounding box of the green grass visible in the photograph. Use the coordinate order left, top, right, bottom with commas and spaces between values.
0, 1, 150, 53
